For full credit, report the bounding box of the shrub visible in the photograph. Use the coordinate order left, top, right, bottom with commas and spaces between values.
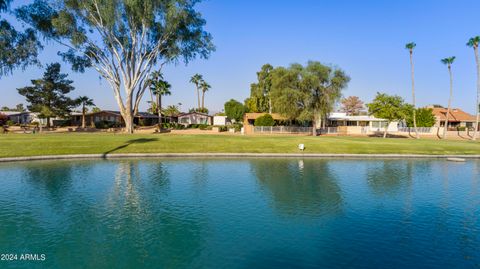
95, 120, 118, 129
232, 122, 243, 132
198, 124, 209, 130
0, 113, 7, 126
6, 120, 14, 126
254, 114, 275, 126
219, 126, 227, 132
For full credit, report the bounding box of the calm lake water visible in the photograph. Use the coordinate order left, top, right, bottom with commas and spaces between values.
0, 158, 479, 269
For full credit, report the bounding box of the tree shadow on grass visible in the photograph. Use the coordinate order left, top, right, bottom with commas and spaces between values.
103, 138, 159, 157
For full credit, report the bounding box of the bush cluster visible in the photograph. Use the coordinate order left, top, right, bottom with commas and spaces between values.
254, 114, 275, 126
95, 120, 120, 129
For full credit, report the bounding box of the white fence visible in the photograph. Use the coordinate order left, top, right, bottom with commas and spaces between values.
253, 126, 313, 134
397, 127, 433, 134
317, 127, 338, 135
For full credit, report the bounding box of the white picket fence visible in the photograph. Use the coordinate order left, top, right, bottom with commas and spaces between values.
253, 126, 313, 134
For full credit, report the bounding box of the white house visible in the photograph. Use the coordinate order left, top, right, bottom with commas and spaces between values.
213, 115, 230, 126
177, 112, 212, 126
327, 112, 399, 133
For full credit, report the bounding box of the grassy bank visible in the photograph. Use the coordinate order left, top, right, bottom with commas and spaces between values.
0, 133, 480, 158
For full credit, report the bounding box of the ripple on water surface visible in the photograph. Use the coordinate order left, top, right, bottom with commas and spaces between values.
0, 158, 479, 269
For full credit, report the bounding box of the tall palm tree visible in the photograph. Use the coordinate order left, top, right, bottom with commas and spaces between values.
200, 80, 211, 110
189, 74, 203, 110
467, 36, 480, 141
405, 42, 419, 139
149, 71, 171, 129
76, 96, 94, 128
441, 56, 456, 139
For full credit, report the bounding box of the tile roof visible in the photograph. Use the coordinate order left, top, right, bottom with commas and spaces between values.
431, 107, 475, 122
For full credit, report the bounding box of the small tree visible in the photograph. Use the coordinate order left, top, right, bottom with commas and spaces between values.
340, 96, 364, 115
224, 99, 245, 122
367, 93, 408, 138
75, 96, 94, 128
254, 114, 275, 126
17, 63, 75, 127
405, 107, 436, 127
190, 74, 204, 110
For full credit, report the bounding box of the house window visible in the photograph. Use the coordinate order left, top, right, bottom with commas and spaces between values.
180, 118, 189, 124
372, 121, 387, 128
466, 122, 473, 127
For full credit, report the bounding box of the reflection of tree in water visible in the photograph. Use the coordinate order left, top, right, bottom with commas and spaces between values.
251, 159, 343, 217
101, 160, 208, 268
366, 160, 415, 195
22, 161, 77, 204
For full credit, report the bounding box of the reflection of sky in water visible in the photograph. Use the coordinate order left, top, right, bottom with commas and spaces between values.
0, 159, 478, 269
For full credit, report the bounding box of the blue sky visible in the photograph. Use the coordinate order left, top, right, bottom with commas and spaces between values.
2, 0, 480, 113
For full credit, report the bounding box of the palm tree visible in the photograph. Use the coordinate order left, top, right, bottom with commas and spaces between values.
441, 56, 456, 139
149, 71, 171, 129
189, 74, 203, 110
405, 42, 419, 139
163, 105, 181, 123
200, 80, 211, 110
467, 36, 480, 141
76, 96, 94, 128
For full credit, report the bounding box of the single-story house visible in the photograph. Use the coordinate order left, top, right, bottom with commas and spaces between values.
327, 112, 399, 134
4, 111, 56, 126
213, 115, 230, 126
70, 110, 164, 127
430, 107, 476, 129
177, 112, 212, 126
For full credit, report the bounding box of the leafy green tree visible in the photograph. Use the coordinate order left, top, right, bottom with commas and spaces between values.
91, 107, 101, 113
254, 114, 275, 126
148, 71, 171, 128
405, 42, 419, 139
75, 96, 94, 128
244, 64, 273, 113
224, 99, 245, 122
190, 74, 203, 110
17, 63, 75, 127
405, 107, 436, 127
441, 56, 456, 139
467, 36, 480, 140
0, 0, 40, 77
367, 93, 408, 138
200, 80, 211, 110
17, 0, 214, 133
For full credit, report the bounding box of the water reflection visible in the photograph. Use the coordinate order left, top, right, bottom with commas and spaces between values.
366, 160, 414, 195
251, 159, 343, 217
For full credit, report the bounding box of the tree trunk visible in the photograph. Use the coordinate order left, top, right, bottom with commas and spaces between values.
443, 65, 453, 139
473, 46, 480, 140
383, 122, 389, 138
196, 85, 201, 110
157, 93, 162, 130
202, 91, 205, 110
410, 50, 419, 139
46, 117, 51, 128
268, 97, 272, 114
81, 104, 86, 128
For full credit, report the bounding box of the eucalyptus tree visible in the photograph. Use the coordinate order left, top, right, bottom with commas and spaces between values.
441, 56, 456, 139
0, 0, 40, 77
16, 0, 214, 133
405, 42, 419, 139
189, 74, 203, 110
148, 71, 171, 129
76, 96, 94, 128
200, 80, 210, 110
467, 36, 480, 140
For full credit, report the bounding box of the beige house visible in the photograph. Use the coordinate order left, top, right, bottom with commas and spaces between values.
177, 112, 212, 126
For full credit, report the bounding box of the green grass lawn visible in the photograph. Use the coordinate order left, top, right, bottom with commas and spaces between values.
1, 133, 480, 158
